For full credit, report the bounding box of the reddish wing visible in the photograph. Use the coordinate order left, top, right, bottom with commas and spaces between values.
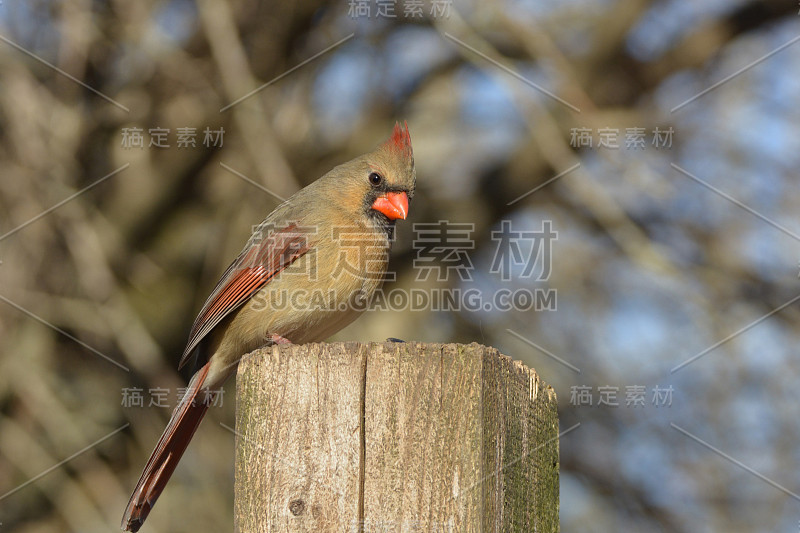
178, 223, 310, 369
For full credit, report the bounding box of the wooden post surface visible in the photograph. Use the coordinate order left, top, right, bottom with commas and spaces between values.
234, 342, 559, 532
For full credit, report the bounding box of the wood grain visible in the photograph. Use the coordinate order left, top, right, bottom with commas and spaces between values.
235, 342, 558, 532
234, 342, 366, 532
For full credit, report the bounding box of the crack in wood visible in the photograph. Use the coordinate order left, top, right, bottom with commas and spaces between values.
357, 346, 367, 531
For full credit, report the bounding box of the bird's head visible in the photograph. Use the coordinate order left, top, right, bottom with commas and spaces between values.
326, 121, 416, 229
364, 121, 415, 223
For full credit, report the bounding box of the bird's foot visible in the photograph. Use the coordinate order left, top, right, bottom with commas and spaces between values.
270, 334, 293, 345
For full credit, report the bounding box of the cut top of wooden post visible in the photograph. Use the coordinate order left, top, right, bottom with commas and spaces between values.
234, 342, 559, 533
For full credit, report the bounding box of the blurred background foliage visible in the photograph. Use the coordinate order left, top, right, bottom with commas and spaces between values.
1, 0, 799, 531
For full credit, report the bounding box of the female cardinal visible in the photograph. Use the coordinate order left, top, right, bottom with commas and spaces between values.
121, 122, 415, 531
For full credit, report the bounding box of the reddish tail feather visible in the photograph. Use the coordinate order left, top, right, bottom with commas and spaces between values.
121, 362, 213, 532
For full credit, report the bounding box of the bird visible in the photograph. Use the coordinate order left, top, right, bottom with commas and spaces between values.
121, 122, 415, 531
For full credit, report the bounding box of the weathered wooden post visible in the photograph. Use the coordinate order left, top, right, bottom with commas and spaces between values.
234, 342, 559, 532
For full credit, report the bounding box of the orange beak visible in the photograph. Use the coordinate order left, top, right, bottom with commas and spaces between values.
371, 191, 409, 220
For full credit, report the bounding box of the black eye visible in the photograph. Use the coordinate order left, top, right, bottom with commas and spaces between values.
368, 172, 383, 187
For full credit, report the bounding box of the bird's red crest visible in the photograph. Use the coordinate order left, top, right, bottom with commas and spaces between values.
382, 121, 413, 163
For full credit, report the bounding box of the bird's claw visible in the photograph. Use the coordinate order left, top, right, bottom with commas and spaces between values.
270, 334, 292, 345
